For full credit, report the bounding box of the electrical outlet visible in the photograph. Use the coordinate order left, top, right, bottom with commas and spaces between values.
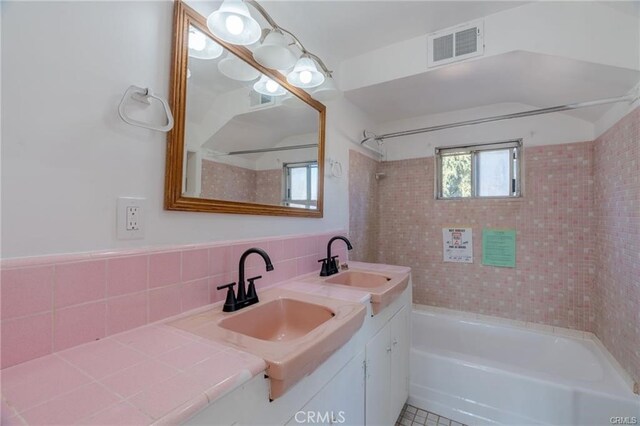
117, 197, 145, 240
126, 206, 140, 231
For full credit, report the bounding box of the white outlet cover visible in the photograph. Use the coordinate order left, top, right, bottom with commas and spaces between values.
117, 197, 146, 240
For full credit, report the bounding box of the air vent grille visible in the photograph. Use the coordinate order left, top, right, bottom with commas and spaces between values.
455, 27, 478, 56
433, 34, 454, 62
427, 20, 484, 68
249, 90, 275, 109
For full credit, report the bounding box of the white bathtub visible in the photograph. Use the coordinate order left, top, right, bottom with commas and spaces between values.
409, 307, 640, 426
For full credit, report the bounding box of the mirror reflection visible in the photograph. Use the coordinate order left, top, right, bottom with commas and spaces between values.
183, 26, 320, 210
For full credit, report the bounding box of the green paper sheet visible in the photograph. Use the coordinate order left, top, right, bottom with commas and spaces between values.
482, 229, 516, 268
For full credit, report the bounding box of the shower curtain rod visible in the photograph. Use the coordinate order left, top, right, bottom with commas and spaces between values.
219, 143, 318, 156
360, 92, 638, 145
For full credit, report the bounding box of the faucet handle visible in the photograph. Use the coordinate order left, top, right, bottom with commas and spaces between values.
216, 282, 238, 312
318, 258, 330, 276
246, 276, 262, 305
247, 275, 263, 284
330, 255, 340, 274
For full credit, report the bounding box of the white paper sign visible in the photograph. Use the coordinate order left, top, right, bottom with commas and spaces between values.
443, 228, 473, 263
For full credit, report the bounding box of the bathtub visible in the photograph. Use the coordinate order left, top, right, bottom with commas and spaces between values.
409, 307, 640, 426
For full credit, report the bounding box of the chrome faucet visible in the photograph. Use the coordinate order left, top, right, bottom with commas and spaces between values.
217, 247, 274, 312
319, 236, 353, 277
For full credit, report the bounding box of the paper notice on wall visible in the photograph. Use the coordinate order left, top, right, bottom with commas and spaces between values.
442, 228, 473, 263
482, 228, 516, 268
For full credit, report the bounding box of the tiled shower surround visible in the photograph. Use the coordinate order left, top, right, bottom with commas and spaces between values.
349, 108, 639, 384
201, 159, 282, 205
593, 108, 640, 384
351, 142, 596, 330
0, 232, 348, 369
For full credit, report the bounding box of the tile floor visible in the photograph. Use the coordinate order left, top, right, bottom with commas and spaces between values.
396, 403, 467, 426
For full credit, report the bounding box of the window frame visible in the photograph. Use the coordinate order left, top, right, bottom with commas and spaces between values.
435, 139, 523, 200
283, 161, 318, 209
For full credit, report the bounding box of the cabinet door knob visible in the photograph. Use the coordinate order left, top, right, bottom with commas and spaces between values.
393, 339, 398, 346
386, 347, 392, 353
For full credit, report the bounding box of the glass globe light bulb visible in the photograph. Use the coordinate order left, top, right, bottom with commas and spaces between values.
225, 15, 244, 36
265, 79, 279, 93
299, 70, 313, 84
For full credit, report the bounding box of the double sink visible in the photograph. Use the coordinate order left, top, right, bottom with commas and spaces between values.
169, 268, 409, 399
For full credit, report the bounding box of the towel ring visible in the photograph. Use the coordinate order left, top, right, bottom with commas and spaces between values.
118, 85, 174, 132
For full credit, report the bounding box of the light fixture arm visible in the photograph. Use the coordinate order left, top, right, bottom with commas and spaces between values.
244, 0, 333, 75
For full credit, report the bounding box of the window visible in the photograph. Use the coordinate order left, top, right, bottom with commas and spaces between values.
436, 140, 522, 199
283, 161, 318, 209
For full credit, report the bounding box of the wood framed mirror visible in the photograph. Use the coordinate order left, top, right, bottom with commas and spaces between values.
165, 1, 326, 218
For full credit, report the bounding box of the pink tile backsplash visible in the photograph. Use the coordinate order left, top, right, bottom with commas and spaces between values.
149, 284, 183, 322
107, 255, 148, 297
1, 266, 53, 320
54, 301, 107, 351
148, 251, 181, 289
0, 231, 345, 369
181, 278, 210, 312
1, 313, 53, 368
181, 249, 209, 282
106, 291, 149, 336
54, 260, 106, 309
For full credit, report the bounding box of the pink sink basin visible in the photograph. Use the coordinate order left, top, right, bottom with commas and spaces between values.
324, 269, 409, 315
168, 288, 365, 400
325, 271, 391, 288
218, 298, 335, 342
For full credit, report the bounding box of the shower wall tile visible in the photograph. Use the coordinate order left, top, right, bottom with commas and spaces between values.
201, 160, 257, 202
593, 107, 640, 384
371, 140, 596, 332
0, 231, 346, 369
349, 150, 380, 263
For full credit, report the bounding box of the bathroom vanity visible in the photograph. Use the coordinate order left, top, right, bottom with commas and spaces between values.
181, 262, 411, 425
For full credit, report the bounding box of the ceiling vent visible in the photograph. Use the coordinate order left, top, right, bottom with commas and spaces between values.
427, 20, 484, 68
249, 90, 275, 109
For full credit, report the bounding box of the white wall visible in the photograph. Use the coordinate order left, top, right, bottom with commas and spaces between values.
0, 1, 371, 258
374, 103, 595, 161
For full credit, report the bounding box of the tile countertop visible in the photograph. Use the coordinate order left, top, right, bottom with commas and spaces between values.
1, 261, 401, 426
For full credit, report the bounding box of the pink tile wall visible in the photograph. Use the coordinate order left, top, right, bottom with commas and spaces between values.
349, 150, 380, 263
200, 159, 257, 202
256, 169, 283, 206
0, 231, 347, 369
593, 107, 640, 384
366, 141, 596, 331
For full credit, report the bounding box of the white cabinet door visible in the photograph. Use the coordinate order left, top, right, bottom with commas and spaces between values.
287, 350, 366, 426
390, 305, 409, 418
365, 324, 391, 426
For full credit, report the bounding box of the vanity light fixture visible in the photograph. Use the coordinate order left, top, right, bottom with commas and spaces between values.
188, 28, 223, 60
217, 54, 261, 81
206, 0, 340, 97
287, 55, 324, 89
253, 75, 286, 96
312, 73, 342, 101
253, 29, 298, 70
206, 0, 261, 45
